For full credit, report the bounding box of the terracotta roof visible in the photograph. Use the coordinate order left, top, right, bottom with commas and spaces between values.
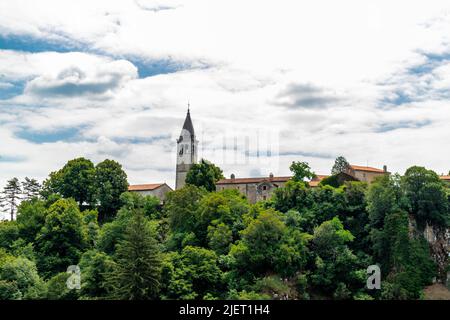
308, 175, 329, 187
128, 183, 165, 191
350, 165, 386, 173
216, 176, 292, 185
440, 175, 450, 181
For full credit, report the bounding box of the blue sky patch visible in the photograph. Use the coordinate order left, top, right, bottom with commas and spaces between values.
0, 80, 26, 100
0, 34, 81, 53
0, 154, 26, 162
375, 119, 432, 133
0, 34, 203, 79
112, 134, 172, 144
15, 127, 83, 144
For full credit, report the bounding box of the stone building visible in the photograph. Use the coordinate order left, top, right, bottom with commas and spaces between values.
216, 165, 389, 204
175, 108, 198, 190
216, 173, 291, 203
128, 183, 173, 203
346, 165, 389, 183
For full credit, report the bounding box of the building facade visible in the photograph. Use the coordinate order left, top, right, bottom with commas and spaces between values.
175, 108, 198, 190
216, 173, 291, 203
216, 165, 389, 204
128, 183, 173, 203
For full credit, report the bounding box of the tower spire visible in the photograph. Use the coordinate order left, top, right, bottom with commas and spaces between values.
182, 103, 195, 136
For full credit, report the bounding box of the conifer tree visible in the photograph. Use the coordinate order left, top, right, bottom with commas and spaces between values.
108, 210, 161, 300
22, 177, 41, 200
0, 178, 22, 221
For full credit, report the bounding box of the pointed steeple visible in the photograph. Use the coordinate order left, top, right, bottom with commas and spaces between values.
182, 105, 195, 136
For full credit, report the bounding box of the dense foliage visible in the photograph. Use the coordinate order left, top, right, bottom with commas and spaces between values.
0, 157, 448, 300
185, 159, 224, 192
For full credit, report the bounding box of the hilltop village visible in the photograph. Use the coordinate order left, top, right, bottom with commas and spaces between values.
128, 109, 450, 204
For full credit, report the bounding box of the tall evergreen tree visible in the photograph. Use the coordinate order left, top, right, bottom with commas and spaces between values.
108, 210, 161, 300
22, 177, 41, 200
0, 178, 22, 221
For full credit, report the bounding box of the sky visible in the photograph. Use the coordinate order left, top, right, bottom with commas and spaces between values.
0, 0, 450, 198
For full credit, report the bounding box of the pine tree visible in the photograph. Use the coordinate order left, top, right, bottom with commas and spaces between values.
0, 178, 22, 221
108, 210, 161, 300
22, 177, 41, 200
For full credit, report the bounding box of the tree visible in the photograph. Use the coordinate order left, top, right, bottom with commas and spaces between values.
196, 189, 249, 247
35, 199, 88, 277
42, 158, 96, 208
402, 166, 448, 228
309, 217, 364, 298
163, 246, 222, 299
379, 211, 435, 299
207, 223, 233, 255
331, 156, 351, 175
95, 159, 129, 222
79, 249, 113, 299
107, 210, 161, 300
45, 272, 78, 300
0, 178, 22, 221
0, 255, 46, 299
166, 185, 205, 234
272, 180, 313, 214
185, 159, 224, 192
0, 221, 19, 250
22, 177, 41, 201
230, 209, 309, 277
289, 161, 316, 182
16, 198, 47, 244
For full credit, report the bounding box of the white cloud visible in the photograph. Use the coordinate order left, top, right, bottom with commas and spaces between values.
0, 0, 450, 203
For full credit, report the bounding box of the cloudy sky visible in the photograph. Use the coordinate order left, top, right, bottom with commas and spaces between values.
0, 0, 449, 194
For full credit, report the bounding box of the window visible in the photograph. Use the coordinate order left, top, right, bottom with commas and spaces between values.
262, 185, 267, 191
263, 196, 267, 200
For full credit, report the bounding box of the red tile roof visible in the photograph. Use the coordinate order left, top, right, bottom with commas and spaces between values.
350, 165, 386, 173
440, 175, 450, 181
128, 183, 165, 191
309, 175, 329, 187
216, 176, 292, 185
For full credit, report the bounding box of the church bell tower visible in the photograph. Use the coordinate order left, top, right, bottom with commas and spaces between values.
175, 106, 198, 189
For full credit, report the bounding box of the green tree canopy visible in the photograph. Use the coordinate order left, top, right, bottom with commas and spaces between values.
402, 166, 448, 228
331, 156, 351, 175
35, 199, 88, 278
107, 210, 161, 300
230, 208, 310, 277
185, 159, 224, 192
0, 254, 46, 299
42, 157, 97, 208
289, 161, 316, 182
163, 246, 222, 299
95, 159, 129, 222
